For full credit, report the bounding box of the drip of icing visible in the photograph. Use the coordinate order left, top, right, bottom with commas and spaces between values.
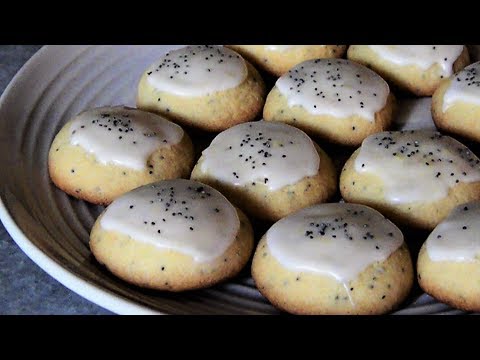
442, 61, 480, 112
367, 45, 464, 77
276, 58, 389, 120
266, 203, 403, 283
426, 201, 480, 262
70, 106, 183, 171
145, 45, 247, 97
264, 45, 325, 52
100, 179, 240, 263
200, 121, 320, 191
354, 130, 480, 204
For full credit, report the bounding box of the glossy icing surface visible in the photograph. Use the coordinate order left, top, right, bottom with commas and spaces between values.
426, 201, 480, 262
100, 179, 240, 262
69, 106, 183, 170
354, 130, 480, 204
443, 61, 480, 112
146, 45, 247, 97
266, 203, 403, 283
368, 45, 464, 77
276, 59, 389, 120
200, 121, 320, 191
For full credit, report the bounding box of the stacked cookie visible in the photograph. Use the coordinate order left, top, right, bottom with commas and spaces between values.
48, 44, 480, 315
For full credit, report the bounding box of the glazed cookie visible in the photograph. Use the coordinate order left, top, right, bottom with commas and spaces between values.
417, 201, 480, 312
190, 121, 337, 222
340, 130, 480, 230
263, 58, 395, 146
90, 179, 254, 291
432, 62, 480, 142
348, 45, 470, 96
137, 45, 266, 132
252, 203, 413, 315
226, 45, 347, 77
49, 106, 194, 205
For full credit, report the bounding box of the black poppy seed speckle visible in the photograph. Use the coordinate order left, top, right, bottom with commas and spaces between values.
72, 108, 173, 163
205, 123, 318, 188
301, 210, 396, 246
452, 63, 480, 89
278, 59, 387, 119
147, 45, 245, 91
359, 131, 480, 192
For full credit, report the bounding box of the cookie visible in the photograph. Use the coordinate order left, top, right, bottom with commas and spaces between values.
340, 130, 480, 230
49, 106, 194, 205
137, 45, 266, 132
263, 58, 395, 146
191, 121, 337, 222
90, 179, 254, 291
417, 201, 480, 312
251, 203, 413, 315
347, 45, 470, 96
226, 45, 347, 77
432, 61, 480, 142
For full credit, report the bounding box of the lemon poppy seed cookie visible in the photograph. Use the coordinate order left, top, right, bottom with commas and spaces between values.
48, 106, 194, 205
137, 45, 266, 132
348, 45, 470, 96
418, 201, 480, 312
191, 121, 337, 222
263, 58, 395, 146
252, 203, 413, 315
226, 45, 347, 77
432, 62, 480, 142
340, 130, 480, 230
90, 179, 254, 291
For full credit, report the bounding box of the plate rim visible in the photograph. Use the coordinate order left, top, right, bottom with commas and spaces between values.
0, 45, 466, 316
0, 45, 163, 315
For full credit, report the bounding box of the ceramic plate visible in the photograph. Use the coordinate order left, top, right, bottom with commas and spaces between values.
0, 45, 474, 314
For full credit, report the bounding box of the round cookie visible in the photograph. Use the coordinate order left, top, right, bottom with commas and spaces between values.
226, 45, 347, 77
190, 121, 337, 222
347, 45, 470, 96
251, 203, 413, 315
49, 106, 194, 205
340, 130, 480, 230
90, 179, 254, 291
417, 201, 480, 312
432, 61, 480, 142
137, 45, 266, 132
263, 58, 395, 146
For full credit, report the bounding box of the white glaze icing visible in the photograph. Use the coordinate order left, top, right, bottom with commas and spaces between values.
276, 58, 389, 120
442, 61, 480, 112
367, 45, 464, 77
354, 130, 480, 204
264, 45, 325, 52
266, 203, 403, 283
145, 45, 247, 97
100, 179, 240, 263
426, 201, 480, 262
70, 106, 183, 171
200, 121, 320, 191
